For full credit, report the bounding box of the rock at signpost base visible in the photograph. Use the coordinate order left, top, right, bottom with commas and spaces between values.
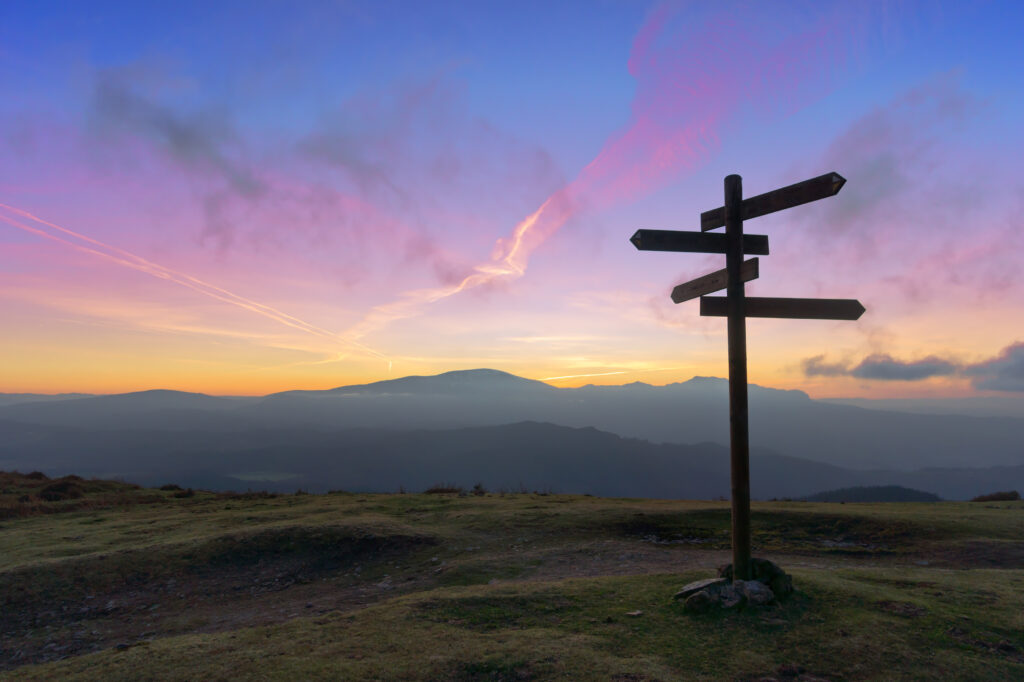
673, 577, 728, 601
683, 589, 716, 613
719, 558, 793, 597
718, 583, 744, 609
679, 558, 790, 613
735, 579, 775, 606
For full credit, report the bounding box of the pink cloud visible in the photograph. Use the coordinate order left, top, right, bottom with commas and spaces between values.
0, 1, 869, 366
339, 2, 863, 341
770, 73, 1023, 318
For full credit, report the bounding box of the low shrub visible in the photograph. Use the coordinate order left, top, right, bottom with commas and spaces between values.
217, 490, 279, 500
425, 484, 463, 494
971, 490, 1020, 502
38, 479, 85, 501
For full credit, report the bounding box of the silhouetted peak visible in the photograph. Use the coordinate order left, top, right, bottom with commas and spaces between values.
668, 376, 810, 401
321, 368, 555, 396
101, 389, 211, 399
679, 376, 728, 386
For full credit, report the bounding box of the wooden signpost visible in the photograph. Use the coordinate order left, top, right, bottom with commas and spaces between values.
671, 259, 759, 304
629, 230, 769, 255
631, 172, 863, 582
699, 296, 865, 320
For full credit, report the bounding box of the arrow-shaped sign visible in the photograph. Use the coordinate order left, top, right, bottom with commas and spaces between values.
699, 296, 865, 320
701, 172, 845, 231
630, 230, 769, 255
671, 258, 759, 304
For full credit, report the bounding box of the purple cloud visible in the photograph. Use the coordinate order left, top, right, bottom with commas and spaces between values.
801, 343, 1024, 391
802, 355, 850, 377
850, 354, 959, 381
965, 342, 1024, 392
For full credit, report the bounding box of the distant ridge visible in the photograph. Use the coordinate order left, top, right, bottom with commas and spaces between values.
271, 368, 556, 398
0, 393, 93, 407
802, 485, 942, 503
0, 389, 252, 430
3, 368, 1022, 478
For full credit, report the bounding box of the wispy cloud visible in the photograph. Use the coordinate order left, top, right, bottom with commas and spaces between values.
802, 355, 850, 378
507, 335, 605, 345
784, 71, 1023, 310
542, 365, 686, 382
338, 1, 859, 343
0, 203, 387, 359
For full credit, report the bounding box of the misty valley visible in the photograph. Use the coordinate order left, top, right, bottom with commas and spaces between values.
3, 369, 1022, 501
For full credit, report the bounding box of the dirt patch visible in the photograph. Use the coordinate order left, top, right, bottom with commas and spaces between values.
745, 663, 835, 681
617, 512, 727, 547
752, 511, 926, 554
0, 527, 436, 671
612, 509, 930, 555
925, 540, 1024, 569
875, 600, 927, 618
947, 626, 1024, 663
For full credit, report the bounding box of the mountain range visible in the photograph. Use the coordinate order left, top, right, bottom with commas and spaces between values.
2, 369, 1022, 499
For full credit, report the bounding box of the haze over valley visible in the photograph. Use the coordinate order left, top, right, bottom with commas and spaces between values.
4, 369, 1021, 500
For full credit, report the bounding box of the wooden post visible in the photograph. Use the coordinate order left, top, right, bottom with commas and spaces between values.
632, 169, 859, 587
724, 174, 752, 582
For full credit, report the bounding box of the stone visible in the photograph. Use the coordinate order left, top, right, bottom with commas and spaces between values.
736, 579, 775, 606
683, 589, 715, 613
719, 558, 793, 597
719, 584, 744, 609
673, 577, 728, 601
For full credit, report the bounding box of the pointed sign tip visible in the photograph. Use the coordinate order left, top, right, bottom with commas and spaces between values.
855, 300, 866, 319
629, 231, 642, 249
831, 173, 847, 195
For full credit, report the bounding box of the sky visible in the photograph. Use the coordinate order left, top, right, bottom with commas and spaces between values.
1, 0, 1023, 398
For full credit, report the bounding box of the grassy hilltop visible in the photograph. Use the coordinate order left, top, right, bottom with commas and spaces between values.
1, 472, 1023, 681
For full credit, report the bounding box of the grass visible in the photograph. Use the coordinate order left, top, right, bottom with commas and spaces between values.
8, 569, 1023, 680
1, 478, 1022, 680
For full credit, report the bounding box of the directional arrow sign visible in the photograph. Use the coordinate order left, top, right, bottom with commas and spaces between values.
701, 172, 845, 231
671, 258, 759, 304
630, 229, 769, 255
699, 296, 865, 320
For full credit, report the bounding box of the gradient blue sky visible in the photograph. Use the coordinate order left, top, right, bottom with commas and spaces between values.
2, 1, 1023, 396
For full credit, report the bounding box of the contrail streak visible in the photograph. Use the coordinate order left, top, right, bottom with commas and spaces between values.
0, 203, 387, 360
339, 195, 561, 343
542, 366, 687, 382
340, 3, 854, 344
542, 371, 627, 381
